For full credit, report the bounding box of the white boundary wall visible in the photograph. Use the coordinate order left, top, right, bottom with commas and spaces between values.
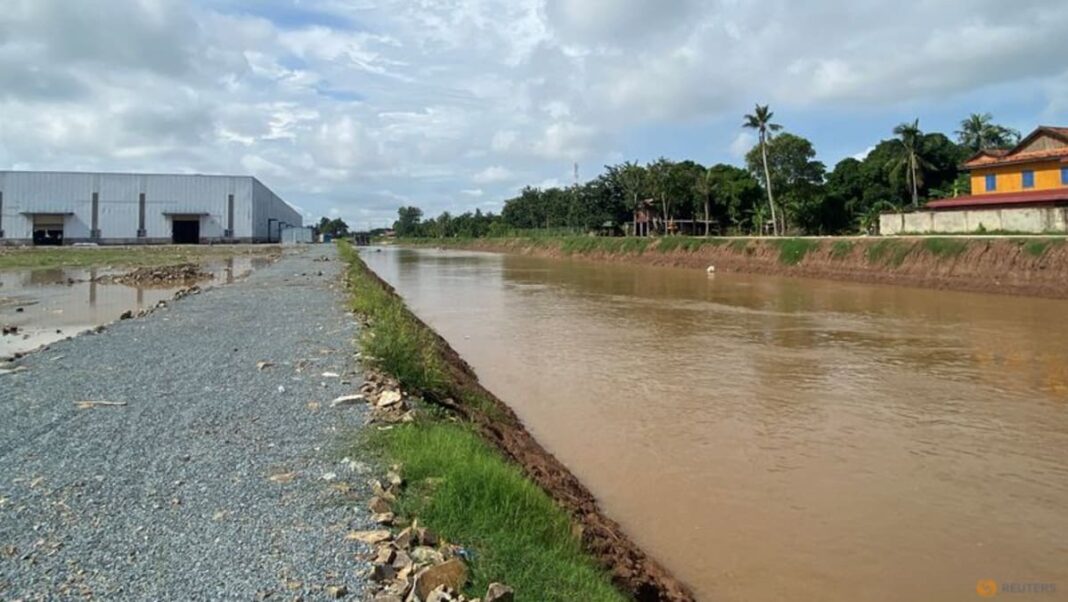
880, 207, 1068, 235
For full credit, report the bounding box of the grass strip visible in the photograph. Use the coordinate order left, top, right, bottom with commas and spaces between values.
338, 241, 625, 601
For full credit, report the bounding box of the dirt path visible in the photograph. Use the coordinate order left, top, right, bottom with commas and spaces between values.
0, 247, 375, 600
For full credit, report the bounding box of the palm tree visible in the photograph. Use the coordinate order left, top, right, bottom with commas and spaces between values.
743, 104, 782, 236
892, 119, 932, 207
693, 170, 713, 236
957, 113, 1021, 152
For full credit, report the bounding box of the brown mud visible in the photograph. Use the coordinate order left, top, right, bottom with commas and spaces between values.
355, 265, 696, 602
417, 237, 1068, 299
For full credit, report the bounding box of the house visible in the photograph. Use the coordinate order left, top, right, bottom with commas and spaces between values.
880, 126, 1068, 234
926, 126, 1068, 211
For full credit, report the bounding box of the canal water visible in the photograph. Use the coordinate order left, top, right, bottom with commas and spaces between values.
0, 257, 270, 359
362, 246, 1068, 601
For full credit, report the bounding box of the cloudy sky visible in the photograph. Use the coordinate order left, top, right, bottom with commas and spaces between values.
2, 0, 1067, 228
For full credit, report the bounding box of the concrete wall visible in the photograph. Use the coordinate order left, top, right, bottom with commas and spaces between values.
0, 171, 298, 245
251, 178, 302, 242
280, 226, 314, 244
880, 207, 1068, 234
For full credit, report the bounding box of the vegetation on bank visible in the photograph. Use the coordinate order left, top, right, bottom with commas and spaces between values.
0, 245, 282, 271
392, 234, 1068, 266
338, 241, 624, 601
392, 112, 1021, 239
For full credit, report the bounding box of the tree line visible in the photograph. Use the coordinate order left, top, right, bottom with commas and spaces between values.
395, 111, 1020, 237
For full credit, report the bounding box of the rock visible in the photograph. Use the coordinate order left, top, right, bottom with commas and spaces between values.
374, 596, 404, 602
257, 361, 275, 371
375, 546, 396, 565
386, 471, 404, 488
370, 562, 396, 583
413, 559, 468, 601
484, 583, 514, 602
373, 512, 395, 525
345, 530, 392, 545
391, 550, 413, 571
369, 496, 392, 514
325, 584, 348, 598
330, 394, 365, 407
426, 585, 457, 602
393, 527, 413, 550
410, 546, 445, 566
119, 310, 134, 320
416, 526, 439, 547
377, 390, 403, 408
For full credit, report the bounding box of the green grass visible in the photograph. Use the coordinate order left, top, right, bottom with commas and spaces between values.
865, 239, 914, 267
920, 237, 969, 258
829, 240, 854, 260
1016, 237, 1067, 258
772, 238, 820, 265
361, 424, 624, 601
339, 240, 625, 600
0, 245, 282, 271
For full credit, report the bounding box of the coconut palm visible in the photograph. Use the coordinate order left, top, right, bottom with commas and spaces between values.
957, 113, 1021, 152
891, 119, 933, 207
743, 104, 782, 236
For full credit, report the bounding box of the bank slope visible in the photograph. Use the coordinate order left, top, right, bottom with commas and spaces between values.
338, 241, 694, 602
397, 236, 1068, 299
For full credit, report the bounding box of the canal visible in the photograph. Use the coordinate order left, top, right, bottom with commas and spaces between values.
361, 246, 1068, 602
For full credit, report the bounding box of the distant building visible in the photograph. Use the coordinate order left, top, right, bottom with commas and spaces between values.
881, 126, 1068, 234
0, 171, 301, 246
926, 126, 1068, 211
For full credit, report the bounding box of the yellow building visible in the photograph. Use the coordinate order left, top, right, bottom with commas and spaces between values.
927, 126, 1068, 210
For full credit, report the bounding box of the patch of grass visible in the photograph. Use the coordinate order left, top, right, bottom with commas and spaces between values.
772, 238, 820, 265
829, 240, 854, 260
0, 245, 282, 271
728, 239, 750, 253
1017, 238, 1067, 258
362, 423, 624, 601
921, 237, 968, 259
866, 239, 914, 267
339, 240, 624, 601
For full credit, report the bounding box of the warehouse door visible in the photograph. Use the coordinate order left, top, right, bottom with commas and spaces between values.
172, 219, 200, 244
32, 215, 64, 246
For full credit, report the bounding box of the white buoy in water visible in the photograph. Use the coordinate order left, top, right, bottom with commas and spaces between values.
706, 265, 716, 274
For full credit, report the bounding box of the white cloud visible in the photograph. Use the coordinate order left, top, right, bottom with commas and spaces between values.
473, 165, 513, 184
1, 0, 1067, 227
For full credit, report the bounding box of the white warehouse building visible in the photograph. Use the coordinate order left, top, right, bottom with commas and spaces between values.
0, 171, 302, 246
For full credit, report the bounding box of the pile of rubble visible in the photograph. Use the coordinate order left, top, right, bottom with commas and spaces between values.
105, 263, 213, 286
352, 468, 513, 602
331, 368, 416, 425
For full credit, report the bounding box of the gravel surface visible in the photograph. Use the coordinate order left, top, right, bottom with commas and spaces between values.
0, 247, 376, 601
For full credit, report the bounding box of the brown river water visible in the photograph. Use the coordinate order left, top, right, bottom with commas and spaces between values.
362, 246, 1068, 602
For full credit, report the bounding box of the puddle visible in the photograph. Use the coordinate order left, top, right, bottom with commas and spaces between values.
0, 257, 271, 359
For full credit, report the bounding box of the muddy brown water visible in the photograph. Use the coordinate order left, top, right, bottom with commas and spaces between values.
362, 246, 1068, 602
0, 257, 270, 358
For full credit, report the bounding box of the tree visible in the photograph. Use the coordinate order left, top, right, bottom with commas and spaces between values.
646, 157, 675, 234
745, 133, 824, 233
317, 217, 349, 238
957, 113, 1021, 152
394, 206, 424, 237
891, 119, 932, 207
694, 170, 713, 236
743, 104, 783, 235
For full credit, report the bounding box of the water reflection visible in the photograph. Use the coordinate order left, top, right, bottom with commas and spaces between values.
0, 257, 264, 358
363, 246, 1068, 602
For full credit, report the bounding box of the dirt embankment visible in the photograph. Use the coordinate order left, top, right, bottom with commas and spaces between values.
421, 237, 1068, 299
357, 267, 695, 602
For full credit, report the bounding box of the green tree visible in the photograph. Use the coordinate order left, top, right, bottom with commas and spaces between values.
743, 104, 783, 235
891, 119, 932, 207
745, 132, 824, 233
394, 206, 424, 237
956, 113, 1021, 152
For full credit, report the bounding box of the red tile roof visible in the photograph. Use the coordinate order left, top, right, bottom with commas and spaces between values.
964, 126, 1068, 168
926, 188, 1068, 210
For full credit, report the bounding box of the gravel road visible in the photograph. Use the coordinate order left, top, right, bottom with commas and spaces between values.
0, 246, 375, 600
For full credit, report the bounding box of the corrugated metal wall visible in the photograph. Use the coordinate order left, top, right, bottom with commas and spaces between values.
0, 171, 298, 244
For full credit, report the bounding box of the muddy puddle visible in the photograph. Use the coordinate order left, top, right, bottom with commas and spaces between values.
0, 257, 271, 359
363, 246, 1068, 602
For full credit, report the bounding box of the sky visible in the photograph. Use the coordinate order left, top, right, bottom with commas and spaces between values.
1, 0, 1067, 230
